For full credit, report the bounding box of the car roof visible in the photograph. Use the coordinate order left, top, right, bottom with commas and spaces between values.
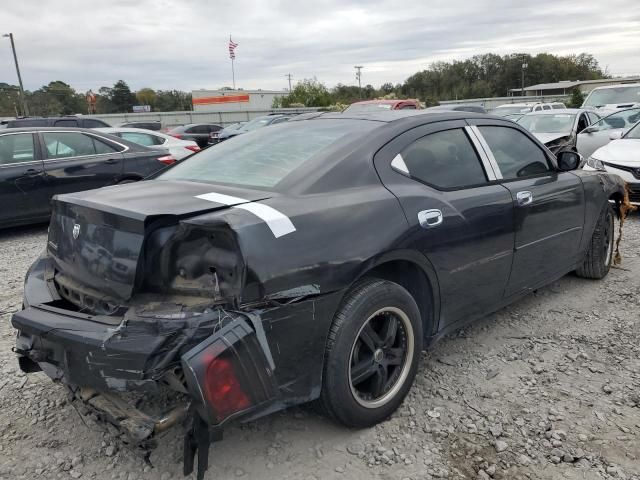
590, 83, 640, 91
299, 110, 486, 123
1, 126, 103, 133
98, 127, 168, 135
521, 109, 586, 116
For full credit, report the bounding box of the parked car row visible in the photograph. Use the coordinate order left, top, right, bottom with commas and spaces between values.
0, 127, 176, 228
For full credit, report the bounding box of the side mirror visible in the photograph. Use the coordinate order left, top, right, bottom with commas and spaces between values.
609, 131, 623, 140
581, 126, 597, 134
557, 150, 582, 171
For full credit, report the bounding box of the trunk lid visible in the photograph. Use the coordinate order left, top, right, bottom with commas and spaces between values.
47, 180, 270, 302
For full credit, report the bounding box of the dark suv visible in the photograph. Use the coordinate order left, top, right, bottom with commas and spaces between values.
6, 117, 110, 129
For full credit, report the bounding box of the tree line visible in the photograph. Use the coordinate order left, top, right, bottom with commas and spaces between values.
1, 52, 607, 117
0, 80, 192, 117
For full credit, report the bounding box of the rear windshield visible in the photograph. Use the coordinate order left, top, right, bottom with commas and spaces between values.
492, 106, 533, 116
158, 119, 375, 189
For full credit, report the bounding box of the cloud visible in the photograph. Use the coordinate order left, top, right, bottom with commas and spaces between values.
1, 0, 639, 92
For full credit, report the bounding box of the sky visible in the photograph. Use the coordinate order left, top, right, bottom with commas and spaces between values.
1, 0, 639, 93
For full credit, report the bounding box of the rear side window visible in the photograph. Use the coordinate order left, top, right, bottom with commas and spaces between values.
0, 133, 36, 165
478, 126, 550, 179
92, 137, 119, 153
54, 119, 79, 127
84, 119, 109, 128
399, 129, 487, 189
43, 132, 98, 158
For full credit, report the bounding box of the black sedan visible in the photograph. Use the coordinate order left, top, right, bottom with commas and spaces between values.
12, 111, 626, 479
0, 127, 175, 228
167, 123, 222, 148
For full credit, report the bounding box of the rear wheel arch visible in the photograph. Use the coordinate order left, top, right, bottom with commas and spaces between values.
353, 252, 440, 339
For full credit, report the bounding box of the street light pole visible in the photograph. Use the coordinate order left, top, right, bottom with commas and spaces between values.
354, 66, 363, 98
285, 73, 293, 93
2, 33, 29, 116
521, 56, 528, 97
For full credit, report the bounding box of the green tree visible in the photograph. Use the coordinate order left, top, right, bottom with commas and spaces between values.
0, 83, 22, 117
273, 78, 332, 107
136, 88, 157, 109
155, 90, 192, 111
110, 80, 136, 112
38, 81, 85, 114
567, 88, 585, 108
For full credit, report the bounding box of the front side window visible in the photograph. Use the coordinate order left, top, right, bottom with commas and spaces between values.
159, 119, 376, 189
0, 133, 36, 165
398, 129, 487, 189
43, 132, 97, 158
84, 119, 109, 128
624, 122, 640, 139
479, 126, 550, 179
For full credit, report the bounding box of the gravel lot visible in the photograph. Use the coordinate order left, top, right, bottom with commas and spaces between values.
1, 214, 639, 480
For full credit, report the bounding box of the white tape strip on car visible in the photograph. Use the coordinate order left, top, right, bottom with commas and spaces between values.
195, 192, 296, 238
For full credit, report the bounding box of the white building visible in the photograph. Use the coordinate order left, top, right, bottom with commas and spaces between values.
192, 89, 287, 112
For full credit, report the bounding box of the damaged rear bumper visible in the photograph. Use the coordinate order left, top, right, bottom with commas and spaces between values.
12, 297, 279, 446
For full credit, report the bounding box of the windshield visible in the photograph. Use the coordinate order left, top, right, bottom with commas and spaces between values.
587, 108, 640, 132
492, 106, 533, 116
344, 103, 393, 113
583, 85, 640, 107
517, 113, 576, 133
624, 121, 640, 139
158, 120, 375, 189
238, 117, 274, 132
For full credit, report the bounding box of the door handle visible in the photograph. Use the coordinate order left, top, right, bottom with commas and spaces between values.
104, 158, 119, 164
418, 209, 443, 228
22, 168, 41, 176
516, 191, 533, 206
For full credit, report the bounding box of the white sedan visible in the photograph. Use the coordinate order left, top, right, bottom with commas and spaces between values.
583, 120, 640, 205
97, 127, 201, 160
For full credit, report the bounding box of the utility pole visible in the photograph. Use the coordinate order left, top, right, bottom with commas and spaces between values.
2, 33, 29, 116
354, 66, 363, 98
521, 55, 528, 97
285, 73, 293, 92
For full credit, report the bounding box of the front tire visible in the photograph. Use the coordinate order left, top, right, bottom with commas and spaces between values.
576, 204, 615, 279
319, 279, 423, 428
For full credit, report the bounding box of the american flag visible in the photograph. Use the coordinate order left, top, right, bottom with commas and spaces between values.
228, 38, 238, 60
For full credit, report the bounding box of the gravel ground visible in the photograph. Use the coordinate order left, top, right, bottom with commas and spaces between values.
1, 214, 639, 480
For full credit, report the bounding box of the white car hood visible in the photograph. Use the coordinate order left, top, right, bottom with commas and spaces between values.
534, 132, 570, 145
592, 139, 640, 165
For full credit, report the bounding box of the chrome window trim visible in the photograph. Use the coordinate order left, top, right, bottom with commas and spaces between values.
0, 131, 39, 167
465, 126, 500, 181
468, 126, 504, 180
39, 130, 130, 162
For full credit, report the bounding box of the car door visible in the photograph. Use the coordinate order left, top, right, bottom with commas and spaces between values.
468, 121, 585, 297
577, 108, 640, 158
40, 131, 124, 197
0, 132, 48, 225
374, 120, 515, 328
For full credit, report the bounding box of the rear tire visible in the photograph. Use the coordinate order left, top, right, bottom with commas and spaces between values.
319, 278, 423, 428
576, 204, 615, 279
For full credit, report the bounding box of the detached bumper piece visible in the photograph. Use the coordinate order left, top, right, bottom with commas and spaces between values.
12, 304, 279, 480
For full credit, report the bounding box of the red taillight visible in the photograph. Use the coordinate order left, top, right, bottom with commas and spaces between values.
157, 154, 177, 165
171, 133, 183, 139
185, 145, 201, 153
205, 357, 251, 421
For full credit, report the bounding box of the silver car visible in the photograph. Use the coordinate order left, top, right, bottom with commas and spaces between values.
576, 107, 640, 159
